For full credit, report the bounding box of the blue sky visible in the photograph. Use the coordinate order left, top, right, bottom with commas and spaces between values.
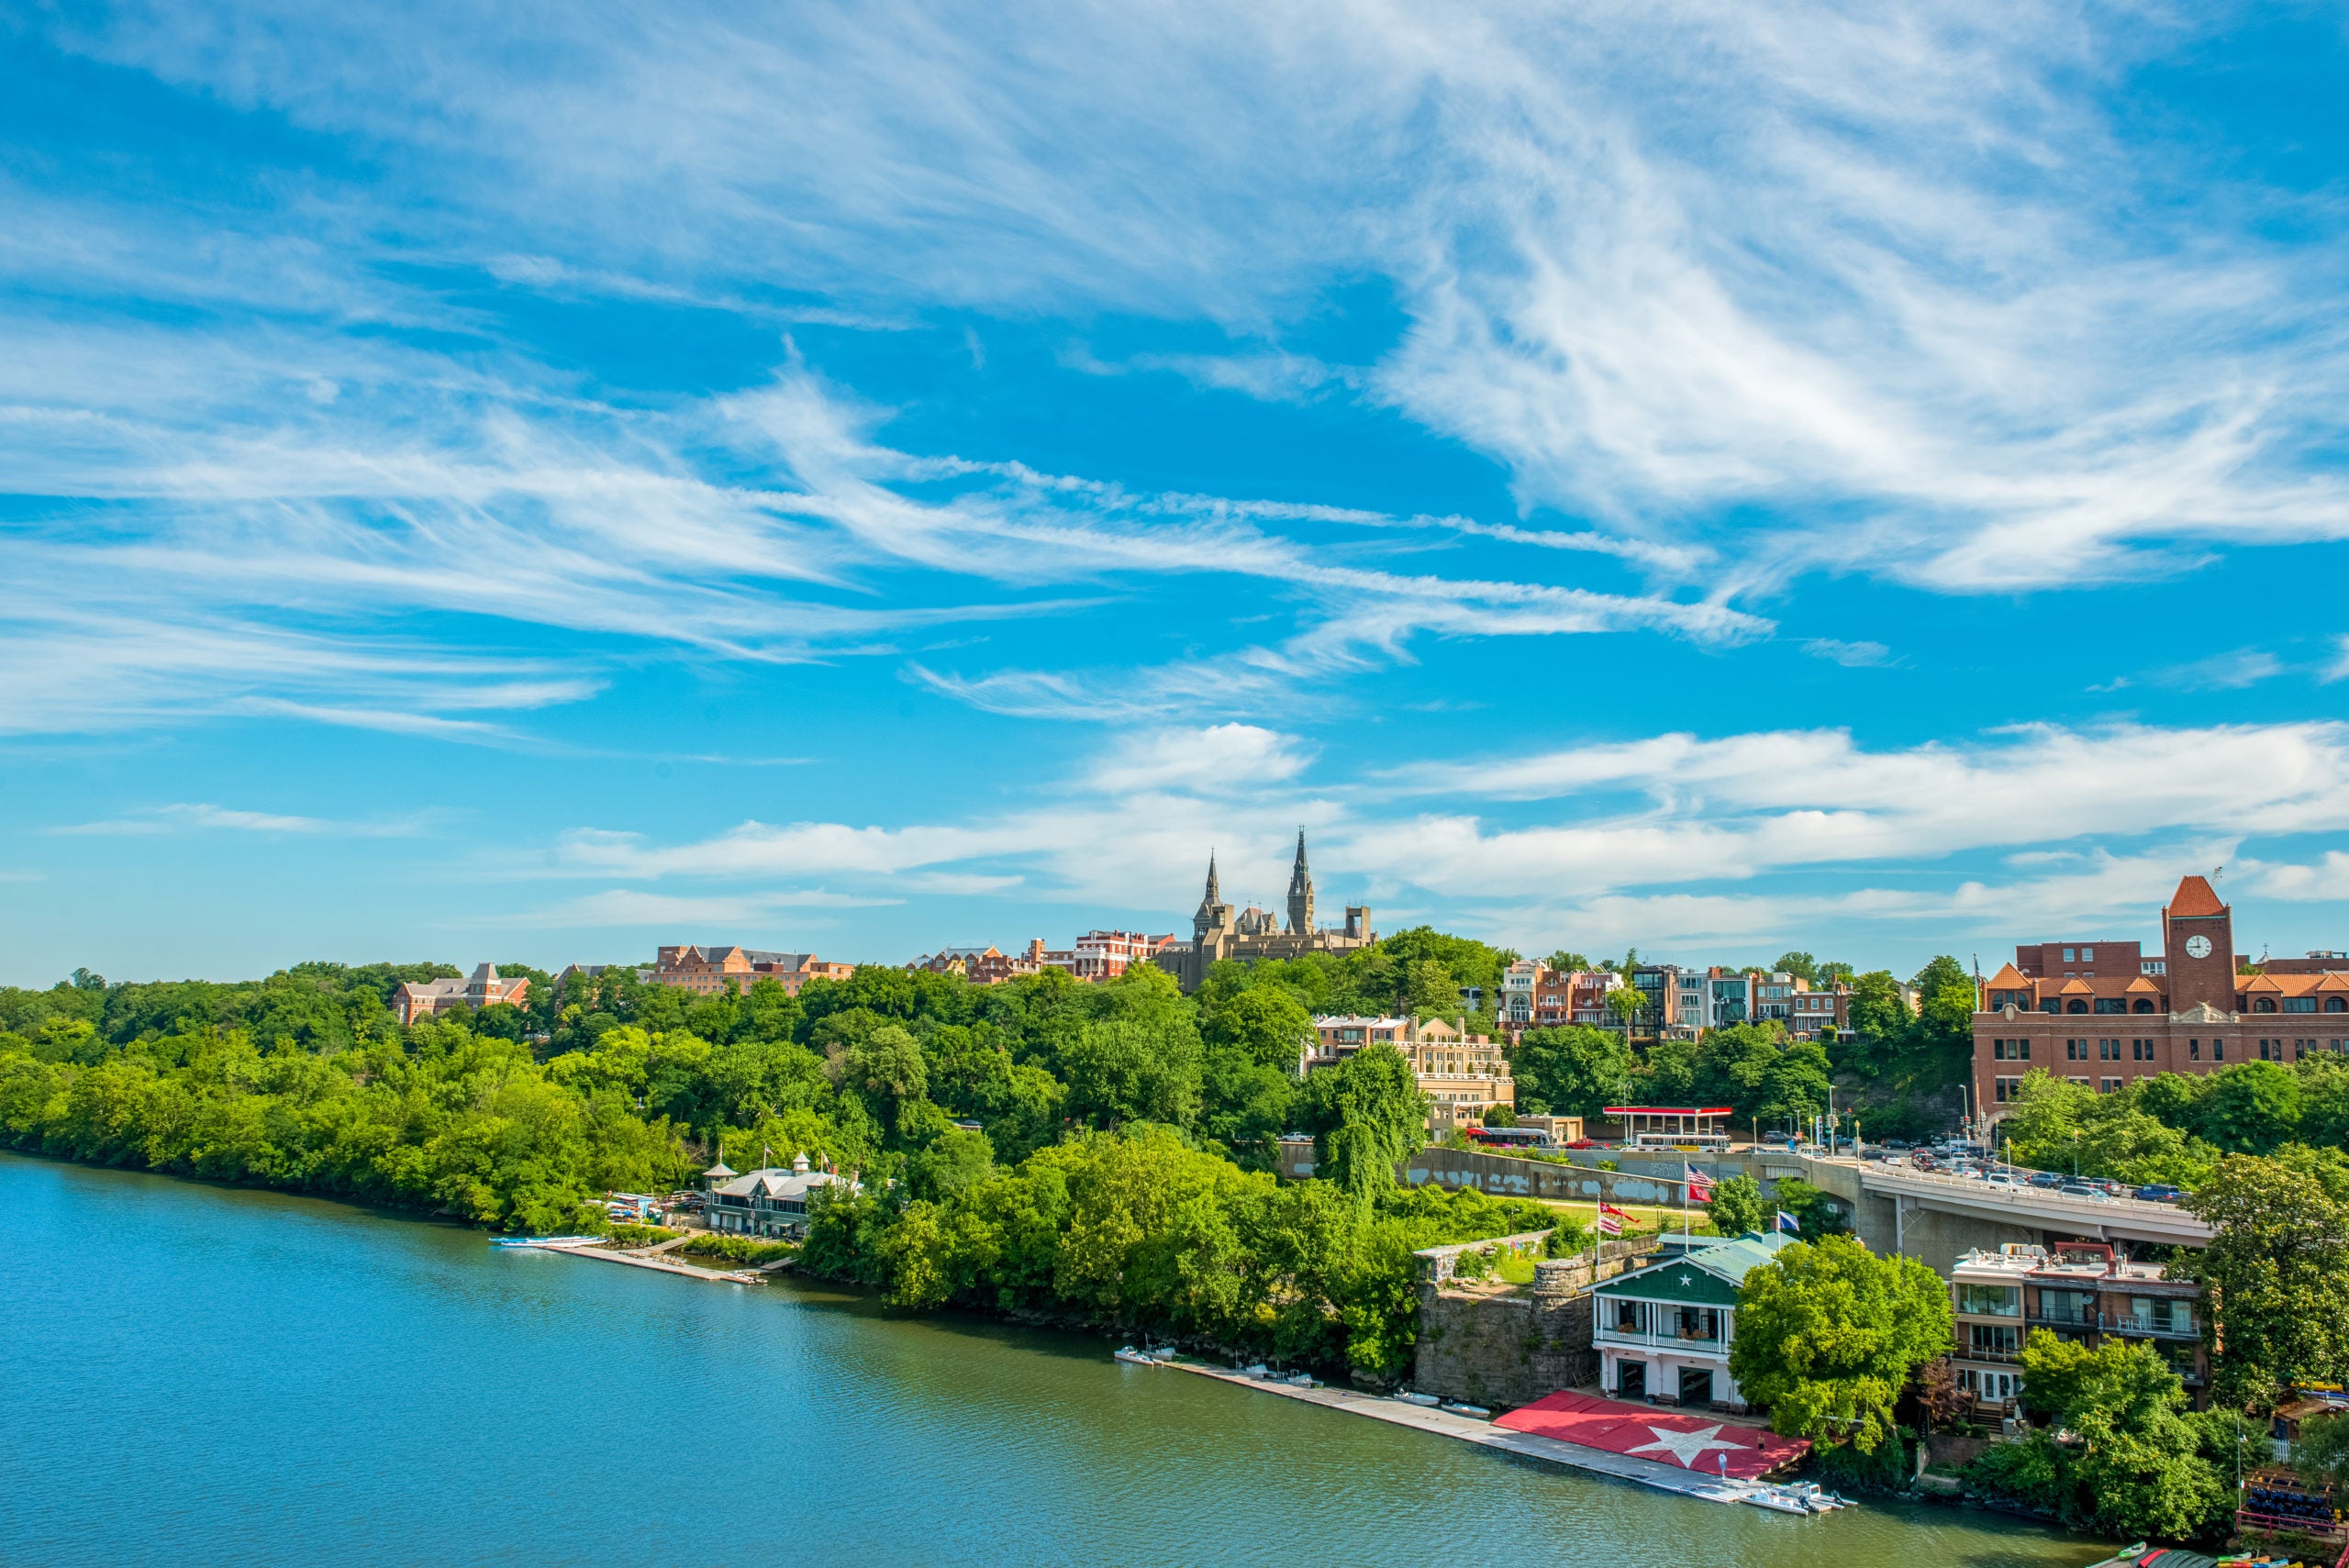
6, 1, 2349, 985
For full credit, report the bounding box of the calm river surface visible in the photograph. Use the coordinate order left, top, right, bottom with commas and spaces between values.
0, 1152, 2113, 1567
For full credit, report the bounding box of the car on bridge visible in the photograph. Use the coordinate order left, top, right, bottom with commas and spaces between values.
2134, 1184, 2186, 1203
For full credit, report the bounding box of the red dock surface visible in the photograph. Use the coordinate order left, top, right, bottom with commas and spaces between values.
1494, 1391, 1809, 1480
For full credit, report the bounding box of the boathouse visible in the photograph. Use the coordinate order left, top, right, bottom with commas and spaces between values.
1591, 1232, 1792, 1410
705, 1154, 852, 1240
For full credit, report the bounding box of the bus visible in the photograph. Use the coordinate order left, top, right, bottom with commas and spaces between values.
1464, 1126, 1554, 1150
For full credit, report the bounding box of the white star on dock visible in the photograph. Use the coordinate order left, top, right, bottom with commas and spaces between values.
1626, 1423, 1741, 1468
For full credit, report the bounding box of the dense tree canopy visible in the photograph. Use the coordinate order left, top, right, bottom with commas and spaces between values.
2182, 1152, 2349, 1407
1507, 1025, 1632, 1118
0, 946, 1553, 1377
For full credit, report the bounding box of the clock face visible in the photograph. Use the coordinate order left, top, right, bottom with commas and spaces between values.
2184, 935, 2212, 959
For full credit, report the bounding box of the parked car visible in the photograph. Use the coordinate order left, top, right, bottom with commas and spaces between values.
1983, 1173, 2018, 1187
1564, 1139, 1600, 1150
2135, 1184, 2186, 1203
2028, 1172, 2065, 1189
2057, 1182, 2105, 1199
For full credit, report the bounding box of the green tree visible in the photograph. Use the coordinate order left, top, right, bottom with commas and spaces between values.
1729, 1234, 1951, 1453
2192, 1062, 2303, 1154
1507, 1025, 1632, 1118
1057, 1017, 1203, 1129
1705, 1173, 1766, 1237
1973, 1332, 2231, 1541
1604, 985, 1645, 1034
2182, 1152, 2349, 1407
1545, 951, 1591, 973
2295, 1412, 2349, 1491
1200, 986, 1314, 1073
1774, 951, 1820, 985
1298, 1044, 1427, 1201
823, 1022, 930, 1140
1842, 970, 1909, 1067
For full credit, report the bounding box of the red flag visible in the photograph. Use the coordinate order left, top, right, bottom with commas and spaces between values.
1596, 1210, 1623, 1236
1685, 1162, 1715, 1200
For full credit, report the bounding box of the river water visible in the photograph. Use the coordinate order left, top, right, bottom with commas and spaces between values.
0, 1152, 2110, 1567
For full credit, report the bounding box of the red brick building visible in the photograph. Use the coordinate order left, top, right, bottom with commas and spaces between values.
1973, 876, 2349, 1119
650, 945, 853, 997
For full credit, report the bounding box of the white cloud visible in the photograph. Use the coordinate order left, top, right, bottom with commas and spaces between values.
37, 0, 2349, 590
1084, 725, 1313, 795
2250, 853, 2349, 904
2145, 648, 2284, 692
1803, 639, 1896, 669
49, 803, 430, 837
476, 888, 899, 929
529, 720, 2349, 942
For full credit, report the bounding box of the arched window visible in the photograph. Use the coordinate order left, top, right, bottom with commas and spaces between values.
2326, 996, 2346, 1013
2254, 997, 2277, 1013
2065, 1000, 2089, 1015
2132, 999, 2155, 1014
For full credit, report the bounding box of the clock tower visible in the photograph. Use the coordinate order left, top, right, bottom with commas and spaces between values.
2161, 875, 2235, 1012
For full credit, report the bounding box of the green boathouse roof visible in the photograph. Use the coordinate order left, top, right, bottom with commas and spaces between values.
1592, 1231, 1794, 1307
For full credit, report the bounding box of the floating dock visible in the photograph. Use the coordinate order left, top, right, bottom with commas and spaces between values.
536, 1241, 759, 1284
1151, 1360, 1769, 1507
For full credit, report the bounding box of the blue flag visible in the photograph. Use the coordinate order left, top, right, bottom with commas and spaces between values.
1776, 1210, 1801, 1234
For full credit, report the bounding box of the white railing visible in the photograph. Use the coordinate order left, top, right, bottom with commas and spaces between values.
1851, 1162, 2212, 1237
1594, 1327, 1726, 1351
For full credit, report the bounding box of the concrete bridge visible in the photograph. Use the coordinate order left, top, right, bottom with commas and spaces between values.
1799, 1156, 2212, 1267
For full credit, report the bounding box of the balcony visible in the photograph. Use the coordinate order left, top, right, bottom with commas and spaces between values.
2102, 1311, 2199, 1340
2029, 1309, 2096, 1330
1956, 1345, 2023, 1365
1594, 1326, 1724, 1351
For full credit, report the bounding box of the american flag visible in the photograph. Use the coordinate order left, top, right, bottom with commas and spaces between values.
1684, 1163, 1715, 1201
1597, 1202, 1631, 1236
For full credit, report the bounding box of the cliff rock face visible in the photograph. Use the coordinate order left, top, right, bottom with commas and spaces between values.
1411, 1257, 1629, 1409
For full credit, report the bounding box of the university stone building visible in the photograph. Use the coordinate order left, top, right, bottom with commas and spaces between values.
1972, 874, 2349, 1118
1158, 833, 1375, 993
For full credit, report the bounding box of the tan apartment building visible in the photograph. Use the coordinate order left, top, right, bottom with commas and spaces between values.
1949, 1241, 2206, 1416
1303, 1014, 1515, 1129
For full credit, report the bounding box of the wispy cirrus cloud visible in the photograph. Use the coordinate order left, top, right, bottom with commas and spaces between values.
50, 803, 434, 837
36, 0, 2349, 595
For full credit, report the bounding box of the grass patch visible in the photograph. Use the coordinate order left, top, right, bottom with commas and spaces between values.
680, 1235, 798, 1265
607, 1223, 679, 1248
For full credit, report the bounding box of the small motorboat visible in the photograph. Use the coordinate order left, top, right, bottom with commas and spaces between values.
492, 1235, 601, 1249
1440, 1402, 1492, 1419
1146, 1345, 1177, 1360
1113, 1346, 1155, 1366
1397, 1392, 1441, 1407
1241, 1362, 1269, 1378
1743, 1486, 1813, 1516
1283, 1373, 1316, 1388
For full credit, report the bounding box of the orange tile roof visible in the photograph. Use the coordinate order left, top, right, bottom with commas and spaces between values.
2057, 977, 2096, 994
2168, 874, 2227, 917
2126, 975, 2161, 992
1987, 963, 2030, 987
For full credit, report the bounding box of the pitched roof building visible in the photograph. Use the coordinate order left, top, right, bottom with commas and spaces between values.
395, 962, 529, 1027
